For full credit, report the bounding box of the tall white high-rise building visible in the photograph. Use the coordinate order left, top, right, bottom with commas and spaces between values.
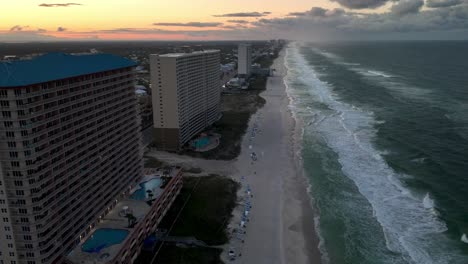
150, 50, 221, 151
237, 44, 252, 77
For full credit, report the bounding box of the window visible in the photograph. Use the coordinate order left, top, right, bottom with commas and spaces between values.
14, 180, 23, 187
1, 209, 6, 213
2, 111, 11, 118
9, 152, 18, 158
15, 190, 24, 196
4, 121, 13, 127
3, 218, 9, 222
7, 142, 16, 148
11, 161, 20, 167
23, 235, 32, 240
6, 131, 14, 138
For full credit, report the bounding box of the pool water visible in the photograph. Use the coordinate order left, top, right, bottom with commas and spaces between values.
130, 178, 162, 200
192, 137, 210, 148
82, 228, 129, 253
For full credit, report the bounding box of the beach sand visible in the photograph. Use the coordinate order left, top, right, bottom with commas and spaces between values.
147, 48, 322, 264
224, 49, 322, 264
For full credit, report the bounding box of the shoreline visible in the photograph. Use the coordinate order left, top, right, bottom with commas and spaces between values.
223, 47, 322, 264
279, 47, 323, 264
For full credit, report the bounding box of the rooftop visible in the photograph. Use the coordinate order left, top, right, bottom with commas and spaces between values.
0, 53, 137, 87
155, 49, 220, 58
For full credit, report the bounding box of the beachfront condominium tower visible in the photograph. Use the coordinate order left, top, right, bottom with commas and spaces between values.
0, 53, 143, 264
150, 50, 221, 150
237, 43, 252, 77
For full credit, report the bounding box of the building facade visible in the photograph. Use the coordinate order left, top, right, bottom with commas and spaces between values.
0, 53, 143, 264
237, 44, 252, 77
150, 50, 221, 151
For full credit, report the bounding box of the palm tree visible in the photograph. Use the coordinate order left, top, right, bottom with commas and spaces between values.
125, 213, 137, 228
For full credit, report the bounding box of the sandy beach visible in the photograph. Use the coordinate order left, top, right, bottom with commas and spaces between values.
147, 49, 322, 264
224, 49, 322, 264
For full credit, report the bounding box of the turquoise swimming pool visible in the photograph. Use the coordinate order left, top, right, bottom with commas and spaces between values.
82, 228, 129, 253
130, 178, 162, 200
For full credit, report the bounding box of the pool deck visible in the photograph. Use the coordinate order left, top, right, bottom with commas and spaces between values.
67, 174, 163, 264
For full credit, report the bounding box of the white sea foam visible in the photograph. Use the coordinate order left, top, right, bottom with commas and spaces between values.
365, 70, 393, 78
311, 48, 342, 61
461, 234, 468, 244
285, 43, 459, 264
310, 49, 434, 102
411, 157, 427, 164
423, 193, 438, 216
314, 215, 331, 264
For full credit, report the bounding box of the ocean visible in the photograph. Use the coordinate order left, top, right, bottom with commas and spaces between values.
284, 41, 468, 264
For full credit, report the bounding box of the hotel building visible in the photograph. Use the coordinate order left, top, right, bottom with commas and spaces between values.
0, 53, 159, 264
237, 44, 252, 77
150, 50, 221, 151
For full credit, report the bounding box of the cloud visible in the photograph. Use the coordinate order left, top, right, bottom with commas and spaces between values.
10, 25, 24, 31
287, 7, 347, 19
426, 0, 463, 7
4, 4, 468, 42
329, 0, 390, 9
248, 4, 468, 40
57, 27, 67, 32
39, 3, 82, 7
227, 20, 250, 24
214, 12, 270, 17
153, 22, 223, 27
0, 31, 59, 42
391, 0, 424, 15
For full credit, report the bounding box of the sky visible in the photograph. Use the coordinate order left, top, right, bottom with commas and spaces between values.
1, 0, 468, 41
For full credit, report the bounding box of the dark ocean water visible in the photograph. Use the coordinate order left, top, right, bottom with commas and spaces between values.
284, 41, 468, 264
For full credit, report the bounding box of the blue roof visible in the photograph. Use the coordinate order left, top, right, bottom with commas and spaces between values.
0, 53, 137, 87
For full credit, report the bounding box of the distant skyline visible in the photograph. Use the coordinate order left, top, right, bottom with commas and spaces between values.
1, 0, 468, 42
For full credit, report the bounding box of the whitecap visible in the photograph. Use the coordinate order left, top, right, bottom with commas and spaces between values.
461, 234, 468, 244
411, 157, 427, 164
423, 193, 436, 211
285, 43, 458, 264
366, 70, 393, 78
